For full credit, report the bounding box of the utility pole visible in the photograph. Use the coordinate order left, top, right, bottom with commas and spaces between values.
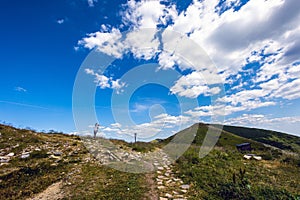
134, 133, 137, 143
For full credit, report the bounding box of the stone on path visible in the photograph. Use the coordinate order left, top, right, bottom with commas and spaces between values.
53, 151, 62, 156
49, 155, 61, 159
21, 152, 30, 159
0, 156, 10, 163
165, 193, 173, 198
159, 197, 168, 200
181, 189, 187, 193
180, 184, 190, 190
158, 186, 165, 190
7, 152, 14, 157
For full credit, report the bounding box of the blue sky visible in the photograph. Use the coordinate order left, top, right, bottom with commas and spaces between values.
1, 0, 300, 141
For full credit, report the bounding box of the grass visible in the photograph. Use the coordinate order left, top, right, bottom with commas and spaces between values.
0, 124, 151, 200
222, 125, 300, 153
63, 163, 148, 200
110, 139, 161, 153
0, 161, 72, 199
172, 124, 300, 199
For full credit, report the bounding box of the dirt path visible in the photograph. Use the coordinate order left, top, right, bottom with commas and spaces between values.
143, 173, 159, 200
28, 181, 64, 200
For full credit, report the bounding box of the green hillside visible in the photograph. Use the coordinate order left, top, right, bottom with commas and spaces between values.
0, 124, 148, 200
221, 125, 300, 153
171, 123, 300, 199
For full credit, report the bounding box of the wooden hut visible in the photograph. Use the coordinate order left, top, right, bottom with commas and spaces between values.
236, 143, 251, 151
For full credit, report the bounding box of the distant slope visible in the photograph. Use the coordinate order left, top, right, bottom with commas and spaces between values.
221, 125, 300, 153
161, 123, 300, 153
168, 123, 300, 199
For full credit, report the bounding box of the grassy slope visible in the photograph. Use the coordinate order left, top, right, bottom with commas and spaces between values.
0, 124, 148, 200
172, 123, 300, 199
221, 125, 300, 153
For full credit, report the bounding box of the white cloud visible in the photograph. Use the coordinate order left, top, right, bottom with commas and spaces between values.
122, 0, 177, 29
186, 96, 276, 118
79, 28, 125, 58
79, 0, 300, 133
272, 79, 300, 100
170, 71, 223, 98
87, 0, 97, 7
101, 113, 194, 139
57, 19, 65, 24
15, 86, 27, 92
130, 103, 149, 113
111, 123, 122, 129
84, 68, 126, 93
125, 29, 161, 60
225, 114, 300, 135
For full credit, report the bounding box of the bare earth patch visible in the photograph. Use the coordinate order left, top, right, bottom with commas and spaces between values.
29, 180, 65, 200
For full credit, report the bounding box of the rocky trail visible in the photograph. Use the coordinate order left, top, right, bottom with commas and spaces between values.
27, 137, 190, 200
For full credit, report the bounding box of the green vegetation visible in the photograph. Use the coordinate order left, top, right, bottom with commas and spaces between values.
172, 123, 300, 199
222, 125, 300, 153
0, 124, 149, 200
110, 139, 160, 153
65, 163, 147, 199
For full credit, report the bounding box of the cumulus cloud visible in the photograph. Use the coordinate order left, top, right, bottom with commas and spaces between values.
225, 114, 300, 135
85, 68, 126, 93
170, 71, 222, 98
79, 28, 125, 58
79, 0, 300, 135
101, 113, 194, 139
225, 114, 265, 125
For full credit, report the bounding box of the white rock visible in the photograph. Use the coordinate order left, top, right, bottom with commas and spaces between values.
7, 152, 14, 157
49, 155, 60, 159
165, 193, 173, 198
53, 151, 62, 156
21, 152, 30, 159
159, 197, 168, 200
253, 156, 262, 160
181, 184, 190, 189
0, 156, 10, 163
166, 179, 172, 184
157, 186, 165, 190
